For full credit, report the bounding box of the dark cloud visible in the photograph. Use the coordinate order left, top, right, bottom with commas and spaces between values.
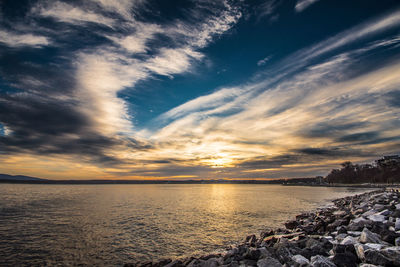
301, 121, 368, 138
385, 90, 400, 108
238, 154, 300, 169
0, 92, 150, 163
337, 131, 380, 142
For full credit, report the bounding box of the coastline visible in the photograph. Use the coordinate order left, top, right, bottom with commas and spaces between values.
126, 189, 400, 267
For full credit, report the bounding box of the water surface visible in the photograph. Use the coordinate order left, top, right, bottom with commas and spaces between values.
0, 184, 370, 266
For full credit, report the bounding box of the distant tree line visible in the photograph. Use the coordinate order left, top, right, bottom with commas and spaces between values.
325, 155, 400, 184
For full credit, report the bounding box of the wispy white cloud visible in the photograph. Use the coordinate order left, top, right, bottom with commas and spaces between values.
144, 48, 203, 77
255, 0, 281, 22
295, 0, 320, 13
33, 0, 243, 138
34, 1, 115, 27
0, 30, 49, 47
89, 0, 143, 20
259, 8, 400, 83
257, 55, 272, 66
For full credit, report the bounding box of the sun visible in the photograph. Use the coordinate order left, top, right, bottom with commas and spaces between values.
203, 153, 234, 168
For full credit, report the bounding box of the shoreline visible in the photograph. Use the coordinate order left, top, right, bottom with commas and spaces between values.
126, 189, 400, 267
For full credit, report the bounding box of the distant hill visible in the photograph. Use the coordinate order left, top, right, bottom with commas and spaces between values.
0, 174, 48, 181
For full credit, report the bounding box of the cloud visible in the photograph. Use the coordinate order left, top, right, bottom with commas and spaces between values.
257, 56, 272, 66
0, 30, 49, 47
1, 1, 400, 179
255, 0, 281, 22
145, 26, 400, 177
144, 48, 203, 76
0, 0, 243, 170
33, 1, 116, 27
295, 0, 320, 13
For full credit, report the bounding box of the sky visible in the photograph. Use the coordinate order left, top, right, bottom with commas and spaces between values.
0, 0, 400, 180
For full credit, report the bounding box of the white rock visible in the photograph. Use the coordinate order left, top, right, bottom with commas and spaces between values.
367, 214, 386, 223
364, 243, 385, 250
353, 217, 368, 224
395, 203, 400, 210
395, 237, 400, 247
376, 209, 390, 216
347, 231, 361, 237
292, 254, 310, 266
310, 255, 336, 267
341, 236, 358, 245
395, 218, 400, 231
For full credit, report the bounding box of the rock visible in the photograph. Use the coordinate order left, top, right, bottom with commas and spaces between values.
332, 252, 358, 267
354, 243, 366, 262
358, 264, 379, 267
187, 259, 204, 267
244, 248, 261, 261
332, 243, 356, 256
274, 246, 293, 263
164, 260, 183, 267
310, 255, 336, 267
257, 257, 282, 267
373, 204, 384, 211
348, 218, 371, 231
364, 243, 385, 250
395, 218, 400, 231
360, 228, 382, 244
364, 249, 392, 266
337, 226, 347, 235
335, 233, 348, 242
245, 234, 258, 246
333, 210, 347, 217
380, 247, 400, 265
292, 254, 310, 267
381, 229, 399, 245
306, 238, 321, 249
258, 247, 271, 259
226, 261, 240, 267
376, 209, 390, 216
347, 231, 361, 237
154, 259, 173, 266
202, 258, 219, 267
395, 237, 400, 246
367, 214, 385, 223
326, 220, 348, 232
285, 220, 299, 230
340, 236, 358, 245
362, 210, 377, 217
393, 209, 400, 218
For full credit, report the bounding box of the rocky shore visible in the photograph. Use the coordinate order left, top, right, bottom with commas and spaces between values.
126, 189, 400, 267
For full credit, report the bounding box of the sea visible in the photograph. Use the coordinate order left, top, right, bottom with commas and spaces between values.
0, 184, 371, 266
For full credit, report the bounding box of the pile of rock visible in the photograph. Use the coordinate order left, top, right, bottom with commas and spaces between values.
126, 189, 400, 267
